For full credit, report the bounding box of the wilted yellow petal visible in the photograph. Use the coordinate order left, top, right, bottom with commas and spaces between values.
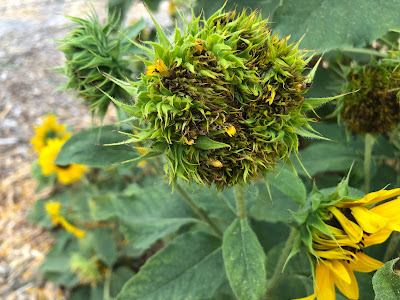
350, 206, 387, 234
184, 137, 195, 145
324, 259, 351, 284
349, 252, 383, 273
333, 262, 359, 300
328, 207, 363, 243
145, 65, 157, 76
225, 125, 236, 137
208, 159, 223, 168
363, 228, 393, 247
315, 248, 356, 261
59, 218, 86, 239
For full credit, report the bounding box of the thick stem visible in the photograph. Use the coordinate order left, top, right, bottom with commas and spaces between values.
383, 232, 400, 262
364, 133, 375, 193
175, 184, 222, 238
103, 268, 111, 300
266, 227, 298, 296
234, 184, 247, 219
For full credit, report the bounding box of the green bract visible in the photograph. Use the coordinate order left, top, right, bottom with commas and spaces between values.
56, 11, 137, 120
108, 6, 334, 189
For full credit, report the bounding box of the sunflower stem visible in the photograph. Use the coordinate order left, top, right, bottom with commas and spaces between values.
234, 184, 247, 219
383, 231, 400, 262
364, 133, 375, 193
152, 157, 222, 238
337, 47, 389, 58
266, 227, 298, 296
175, 184, 222, 238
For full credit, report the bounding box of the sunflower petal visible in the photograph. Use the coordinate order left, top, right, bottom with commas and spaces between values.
347, 188, 400, 206
314, 263, 336, 300
293, 294, 316, 300
333, 262, 359, 300
329, 207, 363, 243
350, 206, 387, 233
324, 259, 351, 284
349, 252, 383, 273
371, 197, 400, 226
363, 228, 393, 247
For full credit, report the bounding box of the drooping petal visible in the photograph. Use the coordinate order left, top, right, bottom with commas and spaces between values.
333, 262, 359, 300
371, 197, 400, 227
314, 263, 336, 300
350, 206, 388, 233
349, 252, 383, 273
315, 248, 356, 260
345, 188, 400, 207
293, 294, 316, 300
323, 259, 351, 284
328, 207, 364, 243
363, 228, 393, 247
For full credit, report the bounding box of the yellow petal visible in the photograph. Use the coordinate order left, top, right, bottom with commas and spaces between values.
363, 228, 393, 247
293, 294, 316, 300
314, 263, 336, 300
315, 248, 356, 261
333, 262, 359, 300
145, 64, 157, 76
350, 206, 387, 233
329, 207, 364, 243
349, 252, 383, 273
225, 125, 236, 137
371, 197, 400, 225
184, 137, 195, 145
208, 159, 223, 168
323, 259, 351, 284
347, 188, 400, 207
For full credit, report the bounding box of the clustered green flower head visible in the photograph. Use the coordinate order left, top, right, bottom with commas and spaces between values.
109, 5, 333, 189
56, 10, 135, 120
339, 60, 400, 135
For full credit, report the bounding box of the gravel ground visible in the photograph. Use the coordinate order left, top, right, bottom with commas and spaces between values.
0, 1, 107, 299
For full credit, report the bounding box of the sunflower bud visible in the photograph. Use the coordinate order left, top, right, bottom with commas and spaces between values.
56, 10, 136, 120
112, 6, 321, 189
340, 62, 400, 135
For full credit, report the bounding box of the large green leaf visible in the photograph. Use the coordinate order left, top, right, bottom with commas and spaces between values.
373, 258, 400, 300
55, 126, 138, 168
116, 232, 226, 300
293, 142, 359, 177
222, 218, 267, 300
273, 0, 400, 52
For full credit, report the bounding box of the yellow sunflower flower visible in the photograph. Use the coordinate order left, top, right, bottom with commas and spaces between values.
45, 201, 85, 239
294, 187, 400, 300
30, 114, 70, 152
39, 138, 87, 184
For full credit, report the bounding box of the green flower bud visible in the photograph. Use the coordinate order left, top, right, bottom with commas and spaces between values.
340, 61, 400, 135
112, 6, 329, 189
56, 10, 138, 120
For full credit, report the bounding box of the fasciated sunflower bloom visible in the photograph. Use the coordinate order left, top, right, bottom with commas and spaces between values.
291, 176, 400, 300
105, 5, 337, 189
39, 138, 87, 184
30, 114, 70, 152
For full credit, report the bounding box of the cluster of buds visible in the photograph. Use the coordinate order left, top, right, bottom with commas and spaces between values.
108, 6, 333, 189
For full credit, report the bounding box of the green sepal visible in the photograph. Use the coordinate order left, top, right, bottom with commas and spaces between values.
194, 136, 231, 150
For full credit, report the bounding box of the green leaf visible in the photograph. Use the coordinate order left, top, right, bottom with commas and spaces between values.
116, 232, 226, 300
110, 267, 136, 298
373, 258, 400, 300
195, 136, 230, 150
273, 0, 400, 52
222, 218, 267, 300
250, 181, 300, 223
55, 126, 139, 168
92, 228, 118, 267
119, 217, 199, 251
302, 94, 347, 112
267, 168, 306, 205
293, 142, 359, 177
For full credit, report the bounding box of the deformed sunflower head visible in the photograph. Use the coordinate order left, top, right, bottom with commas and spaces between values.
340, 61, 400, 135
109, 6, 333, 189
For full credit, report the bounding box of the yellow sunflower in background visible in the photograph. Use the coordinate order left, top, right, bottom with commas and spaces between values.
31, 114, 70, 152
46, 201, 85, 238
295, 187, 400, 300
39, 138, 87, 184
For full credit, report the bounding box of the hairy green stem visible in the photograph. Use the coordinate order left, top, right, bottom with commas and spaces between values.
266, 227, 298, 296
338, 47, 389, 58
364, 133, 375, 193
383, 232, 400, 262
103, 268, 111, 300
234, 184, 247, 219
175, 184, 222, 238
151, 157, 222, 238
